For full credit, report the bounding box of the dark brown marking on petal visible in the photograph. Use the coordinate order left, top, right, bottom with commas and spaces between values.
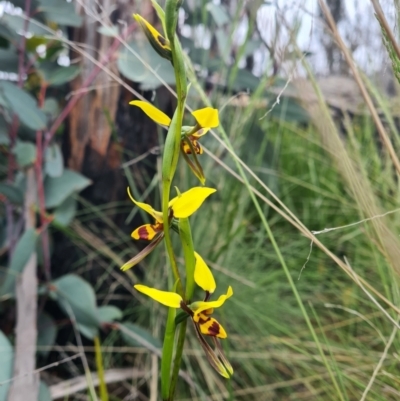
208, 321, 220, 336
197, 314, 210, 325
191, 139, 202, 155
158, 35, 167, 46
183, 141, 192, 154
154, 222, 164, 232
138, 226, 150, 240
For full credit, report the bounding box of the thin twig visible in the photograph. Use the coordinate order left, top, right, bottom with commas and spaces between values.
311, 207, 400, 235
360, 318, 398, 401
344, 257, 400, 331
0, 354, 82, 387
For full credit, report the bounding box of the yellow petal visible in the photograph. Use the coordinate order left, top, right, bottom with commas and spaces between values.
127, 187, 163, 223
134, 285, 183, 308
197, 313, 227, 338
191, 286, 233, 316
131, 223, 163, 241
133, 14, 171, 60
194, 252, 216, 293
191, 107, 219, 128
129, 100, 171, 126
192, 127, 210, 138
169, 187, 216, 218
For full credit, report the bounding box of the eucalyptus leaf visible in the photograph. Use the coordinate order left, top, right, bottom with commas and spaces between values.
38, 381, 52, 401
0, 13, 48, 36
0, 182, 23, 204
0, 22, 17, 46
37, 0, 83, 27
98, 305, 123, 323
0, 115, 10, 145
0, 81, 47, 130
0, 48, 18, 72
44, 143, 63, 177
12, 141, 37, 167
42, 98, 59, 121
39, 64, 81, 86
206, 3, 230, 27
121, 322, 162, 350
0, 330, 13, 401
53, 196, 77, 227
0, 228, 38, 297
215, 29, 230, 64
44, 169, 91, 208
117, 40, 175, 90
77, 323, 98, 340
37, 313, 57, 357
1, 0, 39, 10
51, 274, 100, 328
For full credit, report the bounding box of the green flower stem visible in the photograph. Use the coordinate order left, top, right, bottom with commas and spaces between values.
168, 217, 195, 399
178, 217, 196, 302
161, 304, 177, 400
162, 110, 184, 293
165, 0, 187, 113
161, 116, 182, 399
169, 319, 187, 400
161, 3, 188, 400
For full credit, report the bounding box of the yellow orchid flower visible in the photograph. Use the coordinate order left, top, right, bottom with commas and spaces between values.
130, 100, 219, 155
134, 252, 233, 378
133, 14, 172, 61
121, 187, 216, 271
129, 100, 219, 183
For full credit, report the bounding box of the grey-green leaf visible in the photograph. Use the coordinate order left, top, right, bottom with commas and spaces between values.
37, 0, 83, 27
0, 228, 38, 297
206, 3, 230, 27
0, 182, 23, 204
37, 312, 57, 357
0, 81, 47, 130
53, 196, 77, 227
77, 323, 98, 340
98, 305, 123, 323
51, 274, 100, 328
38, 381, 52, 401
12, 141, 37, 167
0, 330, 13, 400
121, 322, 162, 350
44, 143, 63, 177
0, 48, 18, 73
42, 97, 60, 121
44, 169, 91, 208
117, 40, 175, 90
0, 115, 10, 145
39, 64, 81, 86
0, 13, 48, 36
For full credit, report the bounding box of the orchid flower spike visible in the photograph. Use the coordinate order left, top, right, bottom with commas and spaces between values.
121, 187, 216, 271
135, 252, 233, 378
